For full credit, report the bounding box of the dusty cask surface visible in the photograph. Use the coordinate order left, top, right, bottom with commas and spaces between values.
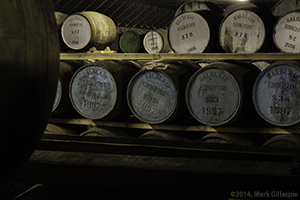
273, 11, 300, 53
186, 62, 260, 126
70, 60, 140, 120
169, 10, 222, 53
253, 61, 300, 126
127, 60, 200, 124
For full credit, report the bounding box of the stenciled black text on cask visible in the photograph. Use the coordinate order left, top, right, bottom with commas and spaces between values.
253, 62, 300, 126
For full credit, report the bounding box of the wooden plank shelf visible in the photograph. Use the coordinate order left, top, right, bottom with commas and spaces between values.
48, 118, 300, 135
60, 52, 300, 61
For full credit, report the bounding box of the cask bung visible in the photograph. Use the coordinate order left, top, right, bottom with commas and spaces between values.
127, 60, 200, 124
70, 60, 141, 120
273, 11, 300, 53
186, 62, 260, 126
169, 10, 223, 53
0, 0, 59, 184
253, 61, 300, 126
219, 5, 276, 53
61, 11, 116, 51
143, 29, 171, 54
174, 1, 223, 17
200, 133, 253, 145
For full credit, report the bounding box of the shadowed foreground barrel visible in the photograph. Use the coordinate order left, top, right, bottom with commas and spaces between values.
61, 11, 116, 51
127, 60, 200, 124
186, 62, 260, 126
0, 0, 59, 185
253, 61, 300, 126
168, 10, 223, 53
70, 60, 141, 120
219, 5, 276, 53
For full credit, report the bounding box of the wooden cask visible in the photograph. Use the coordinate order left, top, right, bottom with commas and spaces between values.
80, 127, 128, 137
253, 61, 300, 127
273, 11, 300, 53
174, 1, 223, 17
61, 11, 116, 51
54, 12, 69, 51
52, 61, 86, 117
223, 1, 269, 17
168, 10, 223, 53
186, 62, 260, 126
272, 0, 300, 17
263, 135, 300, 148
138, 130, 187, 141
200, 133, 253, 145
0, 0, 59, 185
44, 124, 81, 135
143, 29, 171, 54
70, 60, 141, 120
127, 60, 200, 124
219, 6, 276, 53
119, 31, 145, 53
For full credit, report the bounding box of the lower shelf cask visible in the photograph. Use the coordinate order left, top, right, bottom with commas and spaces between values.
186, 62, 260, 126
200, 133, 253, 145
127, 60, 200, 124
80, 127, 129, 137
70, 60, 141, 120
253, 61, 300, 126
263, 135, 300, 148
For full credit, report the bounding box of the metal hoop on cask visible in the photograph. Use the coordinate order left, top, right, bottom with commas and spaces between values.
127, 60, 200, 124
253, 61, 300, 127
186, 62, 260, 126
69, 60, 141, 120
61, 11, 116, 51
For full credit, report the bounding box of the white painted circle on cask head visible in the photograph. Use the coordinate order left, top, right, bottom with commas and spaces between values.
219, 10, 265, 53
70, 65, 117, 119
274, 11, 300, 53
61, 14, 92, 50
169, 12, 210, 53
128, 70, 177, 124
186, 68, 240, 126
253, 63, 300, 126
143, 31, 164, 54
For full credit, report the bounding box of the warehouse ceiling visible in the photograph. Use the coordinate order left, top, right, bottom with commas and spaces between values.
52, 0, 279, 29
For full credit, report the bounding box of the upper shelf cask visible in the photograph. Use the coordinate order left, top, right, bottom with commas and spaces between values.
169, 10, 223, 53
219, 3, 276, 53
61, 11, 116, 51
